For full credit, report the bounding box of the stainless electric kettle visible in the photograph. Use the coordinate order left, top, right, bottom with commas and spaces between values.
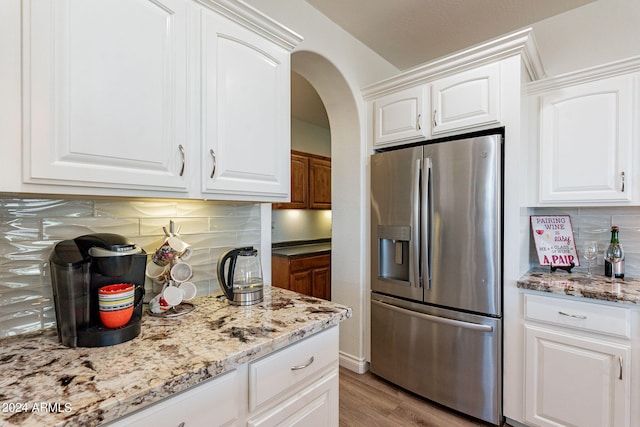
216, 246, 264, 305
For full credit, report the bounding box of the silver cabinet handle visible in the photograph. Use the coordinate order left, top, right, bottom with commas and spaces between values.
291, 356, 314, 371
558, 311, 587, 320
619, 356, 623, 380
209, 149, 217, 178
432, 109, 437, 127
178, 423, 185, 427
621, 171, 625, 192
416, 113, 421, 130
178, 145, 185, 177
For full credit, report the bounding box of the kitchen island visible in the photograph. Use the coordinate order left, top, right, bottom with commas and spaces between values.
0, 287, 351, 427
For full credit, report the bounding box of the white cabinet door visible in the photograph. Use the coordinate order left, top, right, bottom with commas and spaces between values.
525, 325, 631, 427
431, 63, 500, 135
538, 75, 634, 203
373, 86, 429, 147
247, 369, 338, 427
200, 7, 290, 201
24, 0, 188, 192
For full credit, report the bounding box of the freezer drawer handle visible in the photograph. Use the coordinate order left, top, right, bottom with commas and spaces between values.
558, 311, 587, 320
291, 356, 314, 371
372, 300, 493, 332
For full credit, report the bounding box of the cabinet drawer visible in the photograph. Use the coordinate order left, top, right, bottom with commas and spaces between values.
290, 254, 330, 272
107, 369, 239, 426
524, 294, 630, 338
249, 327, 338, 411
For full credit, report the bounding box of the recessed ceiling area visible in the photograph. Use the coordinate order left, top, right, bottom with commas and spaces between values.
304, 0, 598, 70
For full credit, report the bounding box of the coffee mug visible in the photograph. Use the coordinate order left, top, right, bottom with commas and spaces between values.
170, 261, 193, 283
149, 285, 183, 314
98, 283, 137, 328
145, 262, 170, 284
177, 281, 197, 301
151, 237, 193, 266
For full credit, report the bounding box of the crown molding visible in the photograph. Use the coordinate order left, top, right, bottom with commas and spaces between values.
527, 55, 640, 95
362, 27, 545, 100
195, 0, 303, 51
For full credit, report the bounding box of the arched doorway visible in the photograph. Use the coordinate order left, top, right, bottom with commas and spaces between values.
291, 51, 367, 372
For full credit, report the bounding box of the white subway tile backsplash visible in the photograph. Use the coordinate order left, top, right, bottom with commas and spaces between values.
0, 218, 42, 242
95, 200, 179, 218
140, 217, 210, 236
43, 217, 141, 239
529, 206, 640, 276
0, 197, 261, 337
0, 199, 94, 217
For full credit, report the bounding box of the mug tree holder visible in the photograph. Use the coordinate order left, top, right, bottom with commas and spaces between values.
146, 220, 195, 317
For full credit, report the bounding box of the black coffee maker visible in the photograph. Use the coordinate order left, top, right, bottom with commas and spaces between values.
49, 233, 146, 347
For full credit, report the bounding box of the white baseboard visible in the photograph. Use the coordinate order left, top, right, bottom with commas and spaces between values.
338, 350, 369, 373
505, 417, 529, 427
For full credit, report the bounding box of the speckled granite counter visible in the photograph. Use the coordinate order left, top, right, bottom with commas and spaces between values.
518, 269, 640, 305
271, 242, 331, 257
0, 287, 351, 427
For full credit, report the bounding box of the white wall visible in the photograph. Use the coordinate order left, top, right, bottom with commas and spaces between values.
245, 0, 398, 372
533, 0, 640, 76
291, 118, 331, 157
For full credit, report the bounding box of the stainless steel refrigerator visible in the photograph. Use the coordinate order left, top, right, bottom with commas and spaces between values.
370, 131, 503, 425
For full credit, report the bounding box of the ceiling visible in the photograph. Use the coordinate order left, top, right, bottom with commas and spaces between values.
291, 0, 598, 129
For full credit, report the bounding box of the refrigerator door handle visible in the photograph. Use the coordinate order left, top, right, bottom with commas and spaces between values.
422, 157, 432, 290
372, 300, 494, 332
412, 158, 422, 288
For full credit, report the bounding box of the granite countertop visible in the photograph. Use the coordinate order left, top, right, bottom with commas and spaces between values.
518, 269, 640, 305
271, 242, 331, 257
0, 287, 351, 427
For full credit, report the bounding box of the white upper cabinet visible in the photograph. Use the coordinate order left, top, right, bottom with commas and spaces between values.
431, 63, 501, 135
23, 0, 189, 192
19, 0, 300, 201
536, 73, 635, 204
372, 86, 429, 147
199, 5, 290, 200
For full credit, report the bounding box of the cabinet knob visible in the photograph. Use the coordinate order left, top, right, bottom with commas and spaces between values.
178, 144, 185, 177
210, 149, 217, 178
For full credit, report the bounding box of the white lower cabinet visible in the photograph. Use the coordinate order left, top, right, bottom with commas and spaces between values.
107, 327, 339, 427
523, 294, 632, 427
106, 368, 241, 427
247, 370, 338, 427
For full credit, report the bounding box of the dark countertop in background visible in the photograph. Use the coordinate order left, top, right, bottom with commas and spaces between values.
272, 239, 331, 257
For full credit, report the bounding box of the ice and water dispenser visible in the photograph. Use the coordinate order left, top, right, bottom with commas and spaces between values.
377, 225, 411, 283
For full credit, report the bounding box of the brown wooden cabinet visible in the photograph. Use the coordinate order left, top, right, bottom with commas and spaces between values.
272, 253, 331, 300
273, 151, 331, 209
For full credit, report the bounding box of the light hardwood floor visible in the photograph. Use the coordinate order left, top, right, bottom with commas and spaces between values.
339, 367, 505, 427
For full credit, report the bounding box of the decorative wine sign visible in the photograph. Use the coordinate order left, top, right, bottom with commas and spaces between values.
530, 215, 579, 273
